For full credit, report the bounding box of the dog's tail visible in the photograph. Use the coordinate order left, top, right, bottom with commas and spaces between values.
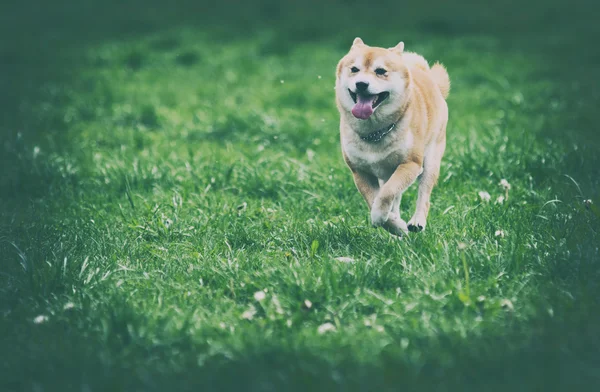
430, 62, 450, 99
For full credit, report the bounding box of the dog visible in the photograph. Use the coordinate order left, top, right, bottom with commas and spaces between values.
335, 38, 449, 236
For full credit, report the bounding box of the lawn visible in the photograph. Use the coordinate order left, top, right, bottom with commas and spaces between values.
1, 0, 599, 391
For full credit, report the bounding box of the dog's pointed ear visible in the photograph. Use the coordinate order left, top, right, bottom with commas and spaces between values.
352, 37, 365, 47
390, 41, 405, 54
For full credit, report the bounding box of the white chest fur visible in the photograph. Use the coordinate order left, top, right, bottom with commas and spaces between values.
342, 127, 415, 181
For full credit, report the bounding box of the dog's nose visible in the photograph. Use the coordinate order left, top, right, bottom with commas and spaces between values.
355, 81, 369, 92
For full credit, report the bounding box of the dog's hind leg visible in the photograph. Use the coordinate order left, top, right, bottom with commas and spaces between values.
408, 136, 446, 232
384, 190, 408, 236
383, 193, 408, 236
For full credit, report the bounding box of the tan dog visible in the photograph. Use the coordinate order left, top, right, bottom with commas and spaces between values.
335, 38, 449, 236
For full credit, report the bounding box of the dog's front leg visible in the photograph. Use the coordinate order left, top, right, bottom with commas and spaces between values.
371, 161, 421, 230
351, 169, 380, 208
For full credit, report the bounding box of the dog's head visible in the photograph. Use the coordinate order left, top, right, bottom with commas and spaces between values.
335, 38, 410, 121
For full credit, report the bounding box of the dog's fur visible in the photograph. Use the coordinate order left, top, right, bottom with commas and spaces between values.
335, 38, 449, 236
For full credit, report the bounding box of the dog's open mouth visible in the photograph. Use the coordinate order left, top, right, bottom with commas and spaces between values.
349, 90, 390, 119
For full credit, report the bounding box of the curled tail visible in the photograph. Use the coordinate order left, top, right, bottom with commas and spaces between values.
430, 62, 450, 99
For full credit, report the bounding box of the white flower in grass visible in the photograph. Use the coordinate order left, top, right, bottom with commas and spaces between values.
495, 196, 505, 204
63, 302, 75, 310
253, 290, 266, 301
400, 338, 410, 349
478, 191, 491, 203
303, 299, 312, 309
241, 305, 257, 320
334, 257, 354, 263
495, 230, 505, 238
584, 199, 593, 208
271, 295, 284, 315
33, 315, 48, 324
317, 322, 336, 334
499, 179, 511, 200
501, 299, 514, 311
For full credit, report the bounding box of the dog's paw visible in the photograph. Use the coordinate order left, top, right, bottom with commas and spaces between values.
370, 206, 390, 228
385, 214, 409, 237
407, 215, 427, 232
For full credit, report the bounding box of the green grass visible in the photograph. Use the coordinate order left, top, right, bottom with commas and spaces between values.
1, 0, 599, 390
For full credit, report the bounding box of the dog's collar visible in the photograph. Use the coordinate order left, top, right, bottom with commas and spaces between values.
360, 122, 397, 143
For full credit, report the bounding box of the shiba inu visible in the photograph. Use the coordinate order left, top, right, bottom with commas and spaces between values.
335, 38, 449, 236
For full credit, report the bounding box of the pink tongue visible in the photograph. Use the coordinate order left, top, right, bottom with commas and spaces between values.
352, 95, 377, 120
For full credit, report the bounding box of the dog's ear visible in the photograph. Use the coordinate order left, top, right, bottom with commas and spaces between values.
352, 37, 365, 47
389, 41, 405, 54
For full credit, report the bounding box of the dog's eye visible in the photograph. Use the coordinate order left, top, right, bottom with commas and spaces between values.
375, 68, 387, 76
350, 66, 360, 73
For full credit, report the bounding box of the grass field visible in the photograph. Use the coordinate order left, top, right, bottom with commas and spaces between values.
1, 0, 599, 390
